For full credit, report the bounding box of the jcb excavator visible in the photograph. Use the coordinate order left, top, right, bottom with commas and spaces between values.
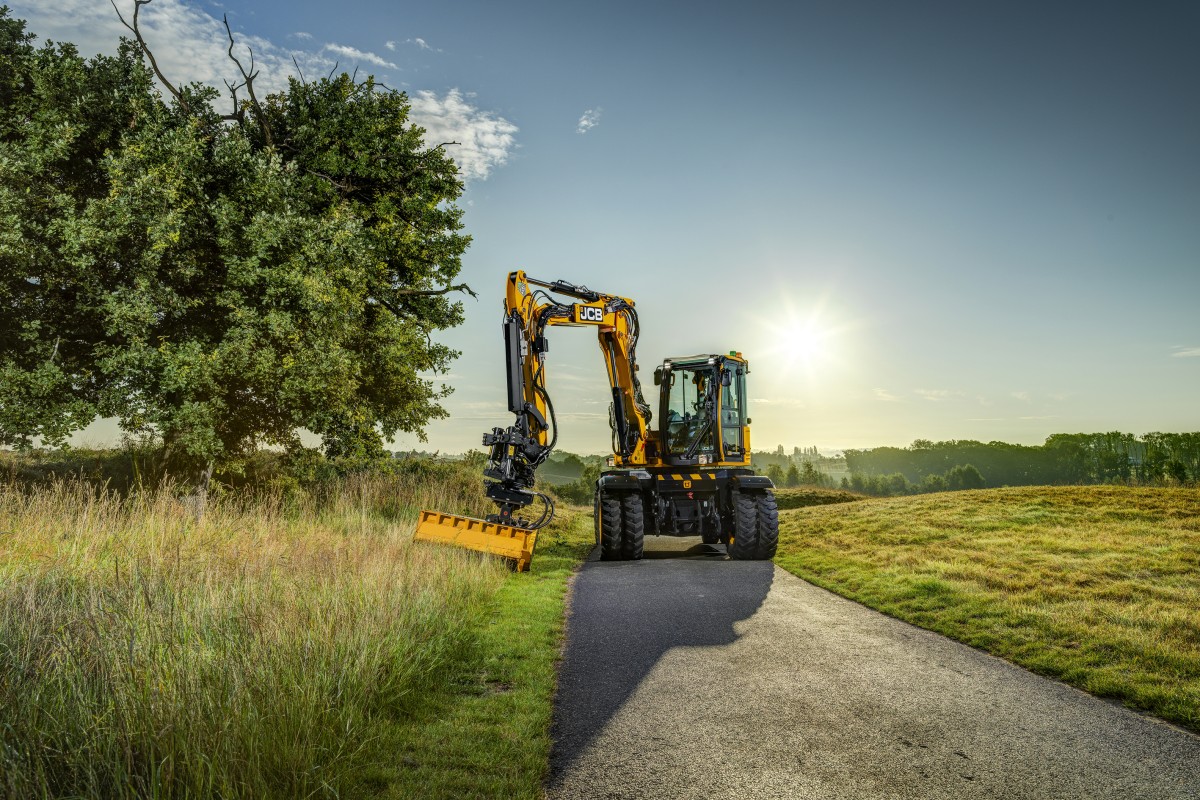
414, 271, 778, 570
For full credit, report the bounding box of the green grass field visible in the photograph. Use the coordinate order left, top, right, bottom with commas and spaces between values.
0, 469, 593, 799
774, 485, 1200, 731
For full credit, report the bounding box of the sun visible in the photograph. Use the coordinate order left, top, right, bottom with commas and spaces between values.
760, 309, 837, 375
778, 316, 830, 368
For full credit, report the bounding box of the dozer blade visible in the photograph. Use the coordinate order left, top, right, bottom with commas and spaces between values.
413, 510, 538, 572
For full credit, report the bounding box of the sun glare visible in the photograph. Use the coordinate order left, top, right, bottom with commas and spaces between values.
761, 310, 838, 375
780, 318, 830, 368
751, 292, 852, 385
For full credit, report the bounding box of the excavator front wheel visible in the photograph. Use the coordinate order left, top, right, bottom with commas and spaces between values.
596, 489, 624, 560
619, 494, 644, 560
727, 490, 760, 560
727, 490, 778, 561
754, 492, 780, 559
595, 489, 644, 561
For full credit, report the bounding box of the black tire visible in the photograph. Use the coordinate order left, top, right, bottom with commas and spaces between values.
727, 491, 759, 560
754, 492, 779, 560
620, 493, 645, 561
597, 490, 623, 561
593, 488, 601, 544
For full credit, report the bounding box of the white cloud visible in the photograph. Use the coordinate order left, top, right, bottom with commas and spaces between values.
323, 43, 397, 69
10, 0, 334, 97
385, 40, 397, 51
459, 401, 506, 412
749, 398, 806, 407
555, 412, 609, 421
914, 389, 964, 402
403, 37, 442, 52
409, 89, 518, 181
873, 388, 899, 402
8, 1, 516, 182
292, 31, 312, 41
1010, 391, 1031, 402
1171, 346, 1200, 358
577, 107, 602, 134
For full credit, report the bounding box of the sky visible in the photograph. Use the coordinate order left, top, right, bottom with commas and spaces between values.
11, 0, 1200, 455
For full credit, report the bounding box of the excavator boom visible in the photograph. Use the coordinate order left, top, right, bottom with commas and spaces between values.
414, 270, 651, 570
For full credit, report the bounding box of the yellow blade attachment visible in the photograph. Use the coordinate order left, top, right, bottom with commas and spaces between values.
413, 510, 538, 572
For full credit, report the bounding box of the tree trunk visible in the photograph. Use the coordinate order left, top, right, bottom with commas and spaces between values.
193, 460, 214, 523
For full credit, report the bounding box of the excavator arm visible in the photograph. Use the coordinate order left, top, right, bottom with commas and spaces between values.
481, 270, 653, 526
415, 270, 652, 570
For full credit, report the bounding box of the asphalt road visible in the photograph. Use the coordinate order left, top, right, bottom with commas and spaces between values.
547, 536, 1200, 799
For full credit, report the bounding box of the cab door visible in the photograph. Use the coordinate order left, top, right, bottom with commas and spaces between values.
718, 363, 747, 463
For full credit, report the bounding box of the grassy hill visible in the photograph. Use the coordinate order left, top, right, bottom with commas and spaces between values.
772, 486, 866, 509
774, 486, 1200, 732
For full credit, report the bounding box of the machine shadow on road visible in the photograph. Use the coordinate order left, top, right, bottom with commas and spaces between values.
549, 536, 775, 783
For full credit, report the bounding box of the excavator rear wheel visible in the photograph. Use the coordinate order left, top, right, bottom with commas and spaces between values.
727, 491, 760, 560
620, 494, 645, 560
596, 490, 624, 561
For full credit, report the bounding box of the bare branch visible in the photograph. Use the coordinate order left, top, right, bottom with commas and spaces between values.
222, 78, 246, 123
222, 14, 273, 146
393, 282, 478, 300
109, 0, 188, 112
291, 55, 308, 87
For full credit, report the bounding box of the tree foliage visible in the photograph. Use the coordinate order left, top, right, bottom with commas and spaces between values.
785, 462, 801, 487
0, 6, 472, 475
0, 16, 151, 447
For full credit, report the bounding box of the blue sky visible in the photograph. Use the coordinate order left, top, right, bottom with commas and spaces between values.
13, 0, 1200, 454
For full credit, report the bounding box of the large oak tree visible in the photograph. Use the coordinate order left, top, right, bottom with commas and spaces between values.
0, 5, 472, 480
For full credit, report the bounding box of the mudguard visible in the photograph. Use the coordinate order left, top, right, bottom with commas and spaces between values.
730, 474, 775, 491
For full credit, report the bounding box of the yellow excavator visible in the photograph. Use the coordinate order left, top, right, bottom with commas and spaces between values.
414, 271, 778, 570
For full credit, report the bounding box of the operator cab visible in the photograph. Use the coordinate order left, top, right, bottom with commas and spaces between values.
653, 353, 749, 468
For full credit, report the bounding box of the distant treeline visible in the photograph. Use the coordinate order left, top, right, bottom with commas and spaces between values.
844, 432, 1200, 495
525, 431, 1200, 504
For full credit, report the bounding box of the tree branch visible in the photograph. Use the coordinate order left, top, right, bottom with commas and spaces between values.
393, 282, 477, 299
372, 284, 477, 347
222, 78, 246, 123
291, 55, 308, 87
110, 0, 188, 113
222, 14, 273, 146
306, 170, 357, 195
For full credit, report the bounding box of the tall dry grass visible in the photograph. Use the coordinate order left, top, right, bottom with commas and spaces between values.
0, 467, 503, 798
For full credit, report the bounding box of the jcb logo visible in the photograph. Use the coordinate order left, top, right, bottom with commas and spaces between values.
576, 305, 604, 322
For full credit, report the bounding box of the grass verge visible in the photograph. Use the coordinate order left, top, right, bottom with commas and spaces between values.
361, 507, 594, 799
0, 467, 594, 798
774, 485, 1200, 731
